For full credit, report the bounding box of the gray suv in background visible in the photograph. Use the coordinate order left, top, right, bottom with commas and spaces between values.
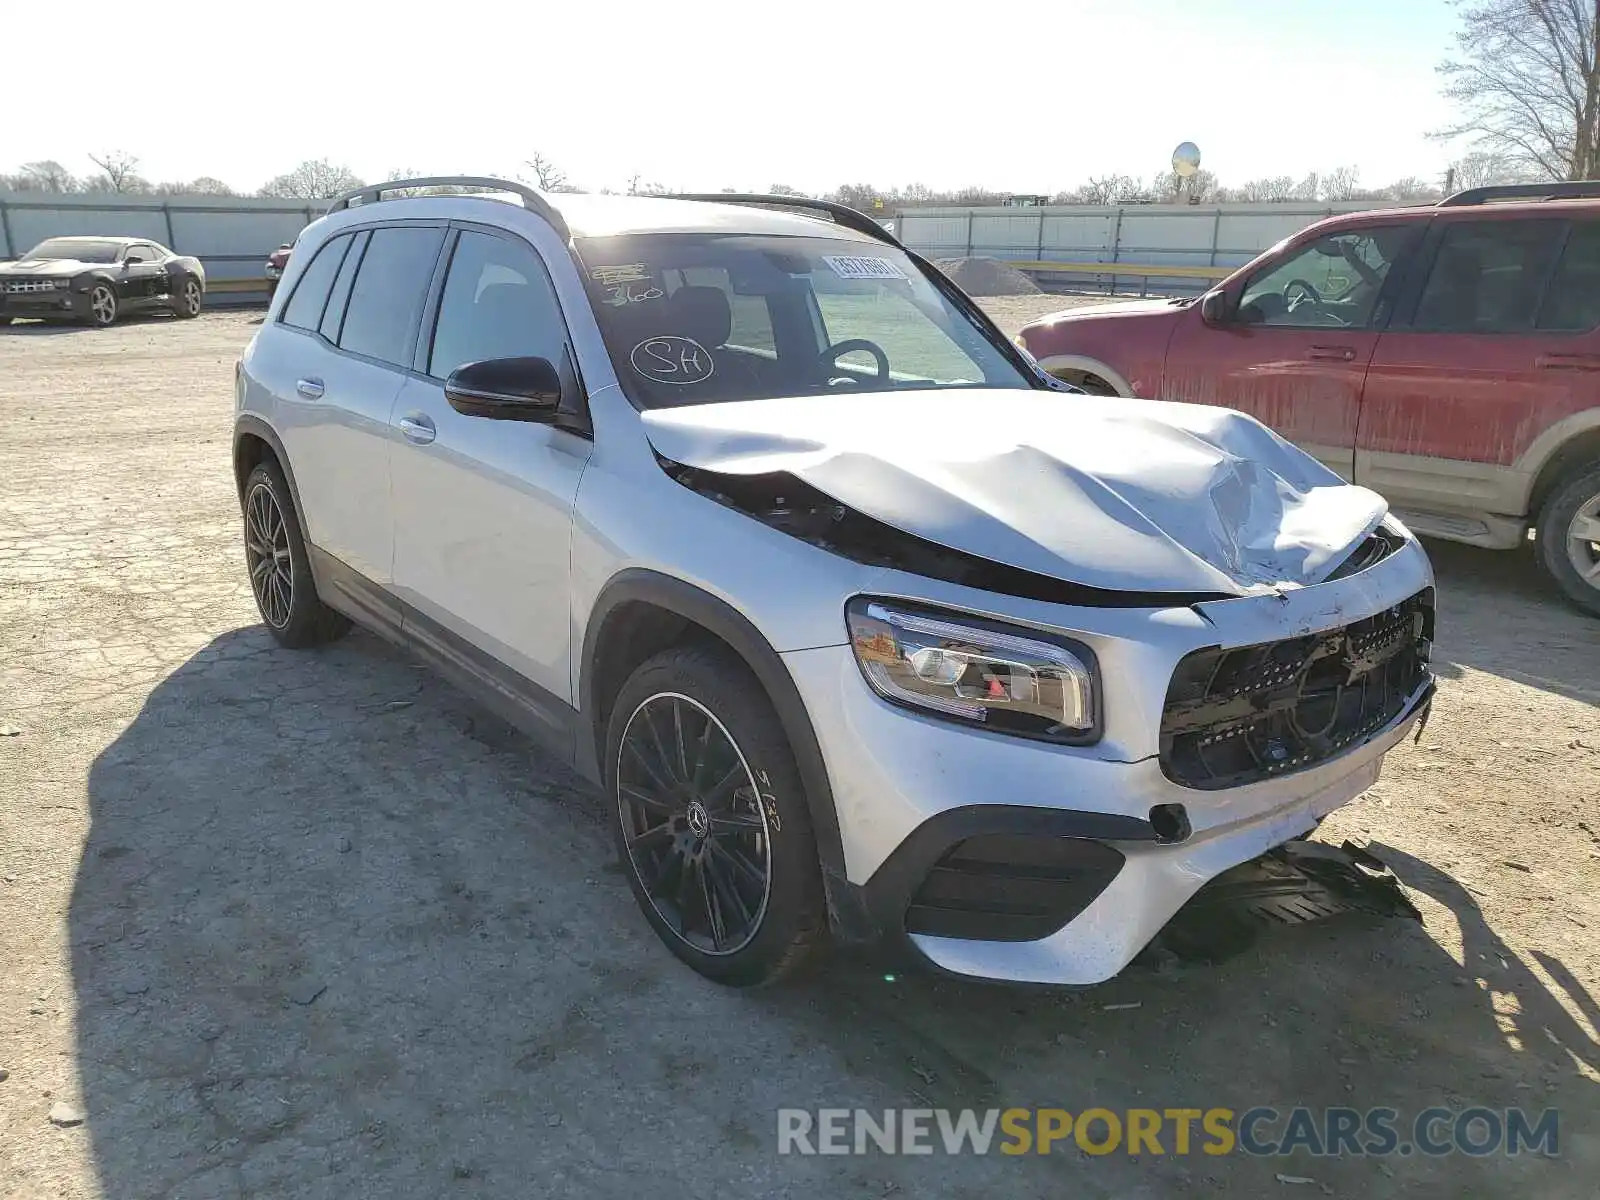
233, 178, 1436, 987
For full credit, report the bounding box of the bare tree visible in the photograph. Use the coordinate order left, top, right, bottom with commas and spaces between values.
19, 160, 79, 192
1381, 175, 1443, 201
1151, 167, 1218, 202
87, 150, 147, 193
1321, 165, 1362, 200
1292, 172, 1321, 201
767, 183, 804, 196
1238, 175, 1297, 202
1447, 148, 1531, 189
830, 183, 879, 210
1438, 0, 1600, 179
525, 153, 568, 192
1076, 174, 1140, 204
258, 159, 365, 200
182, 176, 236, 196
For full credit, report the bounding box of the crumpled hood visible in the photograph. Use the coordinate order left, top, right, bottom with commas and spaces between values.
0, 259, 94, 277
642, 389, 1389, 596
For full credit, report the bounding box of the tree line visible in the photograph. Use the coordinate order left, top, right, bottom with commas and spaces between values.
0, 150, 1533, 210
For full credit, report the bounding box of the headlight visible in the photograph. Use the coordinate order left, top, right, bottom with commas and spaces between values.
53, 279, 71, 290
846, 599, 1098, 743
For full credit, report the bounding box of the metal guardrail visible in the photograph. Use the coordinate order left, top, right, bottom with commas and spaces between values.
1005, 259, 1234, 298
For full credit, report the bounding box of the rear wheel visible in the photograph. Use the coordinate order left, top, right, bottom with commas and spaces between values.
87, 284, 117, 328
606, 645, 826, 986
172, 277, 203, 318
242, 460, 351, 647
1535, 460, 1600, 618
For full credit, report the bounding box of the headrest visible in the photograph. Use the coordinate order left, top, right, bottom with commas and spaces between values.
667, 285, 732, 348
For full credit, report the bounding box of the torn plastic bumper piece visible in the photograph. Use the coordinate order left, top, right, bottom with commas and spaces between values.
1148, 838, 1420, 964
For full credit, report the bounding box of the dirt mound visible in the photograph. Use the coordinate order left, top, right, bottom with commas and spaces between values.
935, 255, 1042, 296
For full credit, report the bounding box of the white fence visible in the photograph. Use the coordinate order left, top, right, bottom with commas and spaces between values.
2, 191, 1396, 303
0, 192, 320, 303
896, 201, 1382, 292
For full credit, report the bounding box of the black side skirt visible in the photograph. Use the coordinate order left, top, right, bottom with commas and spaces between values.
307, 544, 580, 768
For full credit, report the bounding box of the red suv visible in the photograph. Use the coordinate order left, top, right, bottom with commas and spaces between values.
1018, 183, 1600, 616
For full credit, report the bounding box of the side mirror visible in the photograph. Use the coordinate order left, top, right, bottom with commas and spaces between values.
444, 356, 564, 421
1198, 289, 1233, 326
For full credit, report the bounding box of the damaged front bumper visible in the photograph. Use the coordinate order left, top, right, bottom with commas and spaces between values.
783, 535, 1435, 986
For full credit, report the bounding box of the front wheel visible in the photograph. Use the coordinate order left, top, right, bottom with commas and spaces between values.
606, 646, 827, 986
1535, 460, 1600, 618
87, 283, 117, 328
172, 277, 203, 318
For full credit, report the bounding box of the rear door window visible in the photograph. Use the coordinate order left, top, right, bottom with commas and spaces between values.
337, 226, 446, 366
280, 234, 350, 330
1411, 220, 1565, 332
1536, 221, 1600, 331
319, 230, 370, 344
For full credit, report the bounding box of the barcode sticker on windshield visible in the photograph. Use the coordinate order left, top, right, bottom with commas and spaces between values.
823, 255, 908, 281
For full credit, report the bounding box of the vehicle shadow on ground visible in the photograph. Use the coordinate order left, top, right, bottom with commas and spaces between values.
71, 626, 1597, 1198
1422, 537, 1600, 706
1, 313, 186, 336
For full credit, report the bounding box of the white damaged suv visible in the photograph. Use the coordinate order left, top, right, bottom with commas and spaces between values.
233, 178, 1436, 987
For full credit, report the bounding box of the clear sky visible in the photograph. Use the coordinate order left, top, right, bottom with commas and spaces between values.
5, 0, 1463, 195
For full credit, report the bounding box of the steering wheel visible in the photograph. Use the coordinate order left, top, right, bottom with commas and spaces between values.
818, 338, 890, 387
1284, 278, 1324, 311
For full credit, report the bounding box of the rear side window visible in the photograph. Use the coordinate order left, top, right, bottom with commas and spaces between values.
427, 229, 567, 378
337, 226, 445, 366
1537, 222, 1600, 331
281, 234, 350, 330
1412, 220, 1564, 332
319, 230, 369, 343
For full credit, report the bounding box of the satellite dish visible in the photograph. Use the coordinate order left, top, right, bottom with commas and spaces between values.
1172, 142, 1201, 178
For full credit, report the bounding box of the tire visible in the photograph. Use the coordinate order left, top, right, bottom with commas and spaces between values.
171, 276, 203, 319
1535, 460, 1600, 618
87, 282, 117, 328
605, 645, 827, 986
242, 459, 352, 647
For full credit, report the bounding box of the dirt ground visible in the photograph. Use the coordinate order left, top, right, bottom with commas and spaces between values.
1, 303, 1597, 1199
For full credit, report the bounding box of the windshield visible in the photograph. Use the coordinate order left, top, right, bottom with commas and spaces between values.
23, 238, 123, 264
575, 233, 1033, 408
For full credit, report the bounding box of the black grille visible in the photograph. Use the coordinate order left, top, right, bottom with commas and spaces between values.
1159, 589, 1433, 790
904, 834, 1124, 942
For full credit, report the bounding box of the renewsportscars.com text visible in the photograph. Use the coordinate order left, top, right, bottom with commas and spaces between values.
776, 1107, 1559, 1158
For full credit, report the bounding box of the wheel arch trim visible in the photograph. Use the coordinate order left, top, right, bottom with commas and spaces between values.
578, 568, 848, 886
1516, 408, 1600, 516
233, 416, 310, 533
1034, 353, 1134, 396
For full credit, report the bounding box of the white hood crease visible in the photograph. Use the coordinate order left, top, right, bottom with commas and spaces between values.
642, 390, 1389, 597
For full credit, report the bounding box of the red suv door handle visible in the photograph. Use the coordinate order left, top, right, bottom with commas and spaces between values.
1306, 345, 1356, 362
1536, 353, 1600, 371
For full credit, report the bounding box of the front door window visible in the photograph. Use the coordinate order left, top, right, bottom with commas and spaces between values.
1237, 227, 1411, 329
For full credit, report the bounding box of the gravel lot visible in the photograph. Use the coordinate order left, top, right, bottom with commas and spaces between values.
2, 303, 1597, 1199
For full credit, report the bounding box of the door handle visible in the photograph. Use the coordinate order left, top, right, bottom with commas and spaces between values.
1306, 345, 1356, 362
1536, 353, 1600, 371
397, 414, 436, 445
295, 377, 325, 400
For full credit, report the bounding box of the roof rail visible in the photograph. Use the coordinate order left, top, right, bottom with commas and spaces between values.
670, 193, 902, 247
1437, 181, 1600, 207
325, 176, 569, 240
